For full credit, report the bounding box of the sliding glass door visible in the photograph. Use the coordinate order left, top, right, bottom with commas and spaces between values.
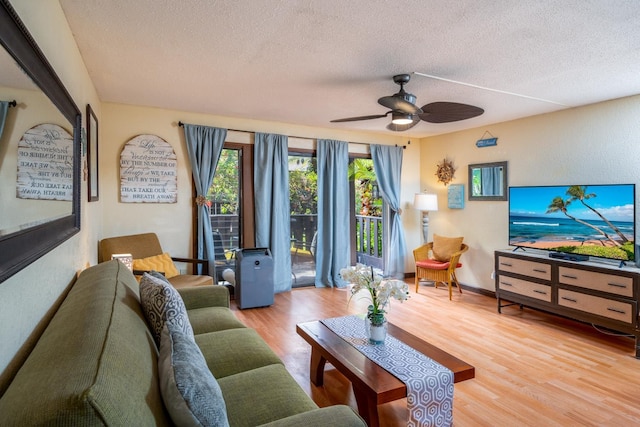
350, 157, 385, 270
289, 153, 317, 287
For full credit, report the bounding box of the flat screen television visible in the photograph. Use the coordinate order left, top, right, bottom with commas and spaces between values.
509, 184, 635, 263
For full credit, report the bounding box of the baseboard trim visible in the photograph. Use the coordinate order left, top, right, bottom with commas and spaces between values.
408, 272, 496, 299
460, 283, 495, 298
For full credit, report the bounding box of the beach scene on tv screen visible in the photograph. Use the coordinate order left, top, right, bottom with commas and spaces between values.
509, 185, 635, 261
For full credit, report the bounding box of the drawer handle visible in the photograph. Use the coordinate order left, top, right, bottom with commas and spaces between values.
561, 296, 577, 303
607, 307, 626, 314
500, 281, 513, 287
561, 274, 578, 280
500, 262, 513, 267
533, 290, 547, 295
607, 282, 627, 289
533, 268, 547, 273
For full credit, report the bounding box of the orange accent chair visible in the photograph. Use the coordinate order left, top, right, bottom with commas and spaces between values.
413, 241, 469, 300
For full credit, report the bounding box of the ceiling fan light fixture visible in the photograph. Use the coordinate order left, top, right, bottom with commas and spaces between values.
391, 112, 413, 125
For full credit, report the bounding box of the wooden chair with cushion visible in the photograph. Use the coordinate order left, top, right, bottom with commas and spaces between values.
413, 234, 469, 300
99, 232, 213, 288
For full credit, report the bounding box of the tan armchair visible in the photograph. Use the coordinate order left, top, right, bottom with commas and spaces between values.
99, 233, 213, 288
413, 240, 469, 300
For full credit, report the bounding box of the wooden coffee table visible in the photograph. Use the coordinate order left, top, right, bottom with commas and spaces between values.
296, 320, 475, 427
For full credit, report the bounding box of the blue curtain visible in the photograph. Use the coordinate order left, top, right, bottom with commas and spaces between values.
315, 139, 350, 288
183, 124, 227, 276
254, 133, 292, 293
371, 144, 407, 279
0, 101, 9, 143
481, 166, 502, 196
481, 167, 493, 196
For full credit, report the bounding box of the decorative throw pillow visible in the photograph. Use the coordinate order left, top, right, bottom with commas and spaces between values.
139, 273, 194, 346
149, 269, 171, 284
432, 234, 464, 262
133, 253, 180, 279
159, 322, 230, 427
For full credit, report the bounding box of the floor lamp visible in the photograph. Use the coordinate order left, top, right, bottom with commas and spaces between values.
414, 193, 438, 243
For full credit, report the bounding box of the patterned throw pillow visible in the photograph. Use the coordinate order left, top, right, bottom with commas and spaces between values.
139, 273, 194, 346
133, 253, 180, 278
432, 234, 464, 262
159, 322, 230, 427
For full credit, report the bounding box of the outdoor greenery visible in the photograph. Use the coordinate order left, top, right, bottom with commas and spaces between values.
208, 149, 239, 214
208, 151, 385, 262
348, 158, 382, 217
289, 156, 317, 215
349, 158, 383, 257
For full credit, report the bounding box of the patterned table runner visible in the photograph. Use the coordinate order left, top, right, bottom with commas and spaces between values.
321, 315, 453, 427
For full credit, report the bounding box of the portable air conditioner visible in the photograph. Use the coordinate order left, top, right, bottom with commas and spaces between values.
235, 248, 274, 309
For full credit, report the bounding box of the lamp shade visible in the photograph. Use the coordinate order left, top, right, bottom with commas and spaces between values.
414, 193, 438, 211
391, 112, 413, 125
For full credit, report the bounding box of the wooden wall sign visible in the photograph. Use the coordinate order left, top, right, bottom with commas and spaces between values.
476, 137, 497, 147
16, 123, 74, 201
120, 134, 177, 203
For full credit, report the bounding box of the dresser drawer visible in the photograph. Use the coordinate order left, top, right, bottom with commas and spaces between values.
558, 289, 634, 324
498, 275, 552, 302
558, 267, 633, 297
497, 256, 551, 280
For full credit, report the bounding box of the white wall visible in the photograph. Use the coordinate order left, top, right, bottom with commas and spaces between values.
100, 103, 424, 271
0, 1, 101, 391
419, 95, 640, 292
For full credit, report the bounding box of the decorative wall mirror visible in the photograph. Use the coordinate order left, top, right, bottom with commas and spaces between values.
0, 0, 81, 283
468, 161, 508, 201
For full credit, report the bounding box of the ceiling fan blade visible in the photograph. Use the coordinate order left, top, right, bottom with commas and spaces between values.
378, 95, 422, 114
386, 116, 421, 132
330, 113, 389, 123
418, 102, 484, 123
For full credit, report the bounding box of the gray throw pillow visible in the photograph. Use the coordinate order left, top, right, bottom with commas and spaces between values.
159, 322, 230, 427
149, 269, 170, 283
139, 273, 194, 346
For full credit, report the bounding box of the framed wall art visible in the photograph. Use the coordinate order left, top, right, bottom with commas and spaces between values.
87, 104, 99, 201
448, 184, 464, 209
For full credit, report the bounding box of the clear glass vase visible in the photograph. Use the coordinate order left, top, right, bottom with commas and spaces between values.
365, 310, 387, 345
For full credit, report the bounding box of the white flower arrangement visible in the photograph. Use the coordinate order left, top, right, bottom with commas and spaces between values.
341, 264, 409, 325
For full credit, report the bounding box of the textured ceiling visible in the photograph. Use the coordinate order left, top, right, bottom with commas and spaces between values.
58, 0, 640, 137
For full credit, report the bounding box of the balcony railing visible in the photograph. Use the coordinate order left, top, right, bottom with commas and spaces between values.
210, 214, 239, 251
355, 214, 383, 269
290, 214, 317, 252
210, 213, 383, 268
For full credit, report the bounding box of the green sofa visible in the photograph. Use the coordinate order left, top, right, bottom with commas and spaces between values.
0, 260, 365, 426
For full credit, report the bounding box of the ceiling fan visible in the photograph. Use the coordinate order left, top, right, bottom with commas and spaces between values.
330, 74, 484, 131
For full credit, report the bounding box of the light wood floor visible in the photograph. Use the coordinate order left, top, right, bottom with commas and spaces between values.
230, 282, 640, 426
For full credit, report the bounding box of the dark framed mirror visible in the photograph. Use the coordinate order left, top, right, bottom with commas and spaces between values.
468, 161, 508, 201
0, 0, 81, 283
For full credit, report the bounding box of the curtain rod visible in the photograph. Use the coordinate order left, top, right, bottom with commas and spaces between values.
6, 100, 16, 107
177, 121, 407, 149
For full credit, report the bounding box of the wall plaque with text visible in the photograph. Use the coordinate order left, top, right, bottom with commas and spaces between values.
16, 123, 74, 201
120, 134, 177, 203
